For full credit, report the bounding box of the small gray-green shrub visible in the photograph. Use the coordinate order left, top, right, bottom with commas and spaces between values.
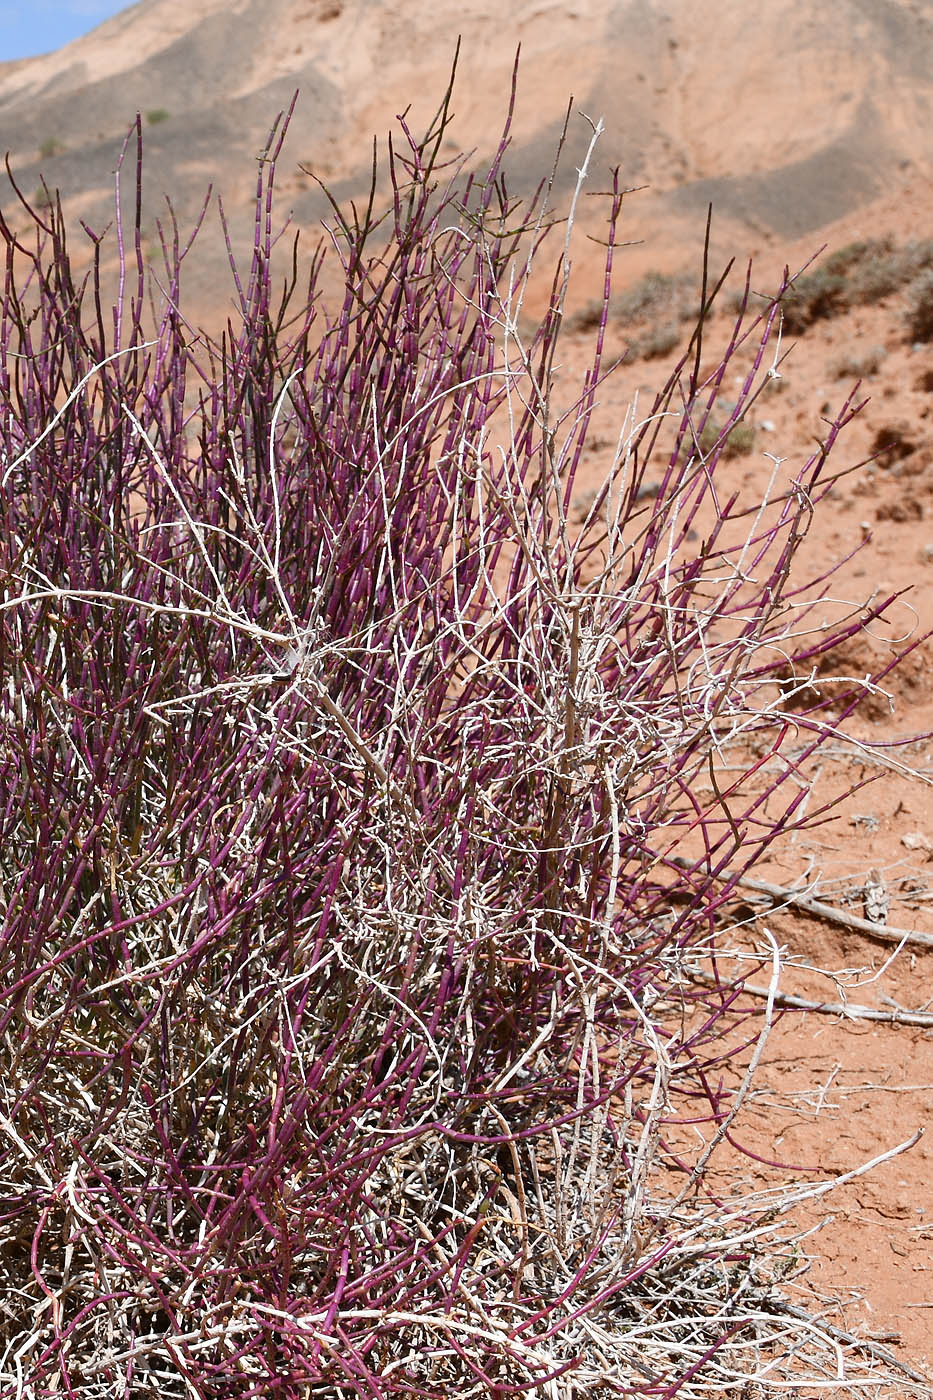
831, 344, 887, 379
631, 320, 681, 359
699, 416, 757, 457
906, 266, 933, 341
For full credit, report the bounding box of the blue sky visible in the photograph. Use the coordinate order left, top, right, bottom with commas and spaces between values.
0, 0, 135, 62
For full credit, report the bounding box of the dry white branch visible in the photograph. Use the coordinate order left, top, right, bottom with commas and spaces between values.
688, 968, 933, 1026
680, 857, 933, 950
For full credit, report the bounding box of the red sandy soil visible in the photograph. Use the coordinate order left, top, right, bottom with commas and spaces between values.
558, 183, 933, 1377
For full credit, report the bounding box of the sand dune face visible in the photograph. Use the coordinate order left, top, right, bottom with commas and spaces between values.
1, 0, 930, 269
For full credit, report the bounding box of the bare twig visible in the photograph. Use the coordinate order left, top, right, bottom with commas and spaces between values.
687, 969, 933, 1026
679, 857, 933, 950
740, 873, 933, 949
769, 1301, 929, 1385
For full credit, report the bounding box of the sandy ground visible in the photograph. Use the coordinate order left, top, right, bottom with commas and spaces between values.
556, 195, 933, 1374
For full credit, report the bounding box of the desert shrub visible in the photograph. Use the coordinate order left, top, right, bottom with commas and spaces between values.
574, 269, 692, 351
845, 237, 933, 304
146, 106, 170, 124
699, 416, 757, 457
871, 419, 920, 463
877, 495, 924, 522
0, 99, 920, 1399
831, 343, 887, 378
823, 237, 895, 276
780, 264, 847, 333
906, 266, 933, 341
721, 283, 764, 317
38, 136, 63, 160
824, 236, 913, 300
847, 250, 913, 303
566, 296, 605, 333
608, 270, 698, 356
783, 237, 933, 333
630, 319, 681, 359
907, 236, 933, 274
612, 268, 689, 322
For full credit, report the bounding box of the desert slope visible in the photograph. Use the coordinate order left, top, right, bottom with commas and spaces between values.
0, 0, 931, 299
